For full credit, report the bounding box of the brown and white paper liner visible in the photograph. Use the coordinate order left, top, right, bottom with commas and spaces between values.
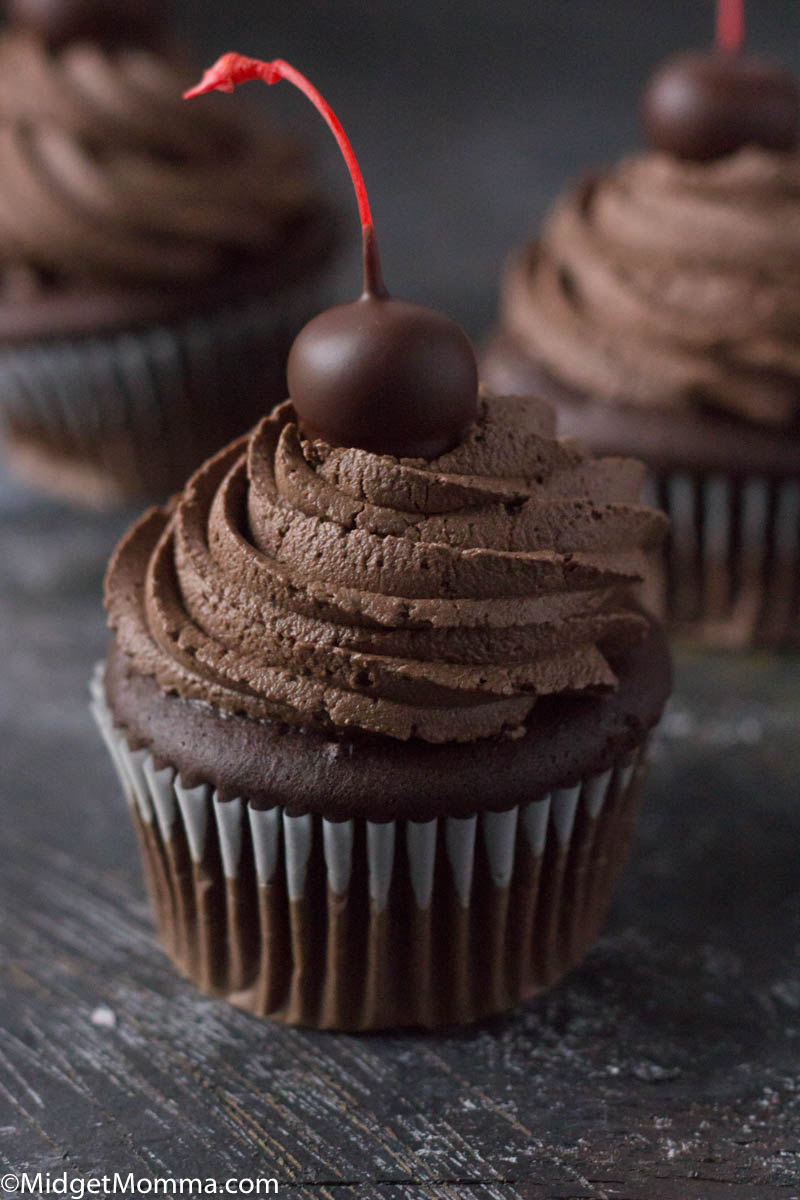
0, 286, 319, 507
91, 665, 649, 1031
642, 471, 800, 650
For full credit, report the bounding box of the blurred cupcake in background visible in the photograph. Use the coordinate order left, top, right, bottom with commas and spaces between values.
482, 5, 800, 650
0, 0, 337, 506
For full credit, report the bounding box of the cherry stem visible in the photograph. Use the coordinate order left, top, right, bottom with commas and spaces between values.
716, 0, 744, 53
185, 53, 386, 297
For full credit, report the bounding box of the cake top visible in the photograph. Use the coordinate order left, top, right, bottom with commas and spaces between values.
105, 391, 667, 744
106, 53, 665, 745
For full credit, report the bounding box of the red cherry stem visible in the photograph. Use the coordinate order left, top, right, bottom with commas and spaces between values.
185, 53, 386, 297
716, 0, 744, 53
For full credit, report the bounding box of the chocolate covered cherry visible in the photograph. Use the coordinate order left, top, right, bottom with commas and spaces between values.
186, 53, 478, 460
5, 0, 165, 48
641, 0, 799, 162
642, 50, 799, 162
288, 228, 477, 458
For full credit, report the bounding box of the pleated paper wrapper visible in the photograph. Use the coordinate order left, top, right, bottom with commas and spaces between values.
92, 665, 650, 1031
642, 471, 800, 650
0, 285, 318, 507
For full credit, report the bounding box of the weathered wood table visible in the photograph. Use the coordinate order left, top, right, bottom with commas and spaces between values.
1, 457, 799, 1200
1, 3, 799, 1195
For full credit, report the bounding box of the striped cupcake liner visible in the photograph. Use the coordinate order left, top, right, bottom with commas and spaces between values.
91, 664, 649, 1031
642, 471, 800, 650
0, 286, 319, 506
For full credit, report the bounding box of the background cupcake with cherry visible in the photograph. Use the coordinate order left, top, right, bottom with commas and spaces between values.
482, 0, 800, 650
0, 0, 337, 506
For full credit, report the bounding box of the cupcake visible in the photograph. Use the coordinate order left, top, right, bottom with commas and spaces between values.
482, 28, 800, 649
92, 54, 671, 1030
0, 2, 335, 506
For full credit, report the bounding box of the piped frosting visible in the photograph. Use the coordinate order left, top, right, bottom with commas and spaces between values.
0, 32, 323, 302
501, 148, 800, 427
106, 392, 666, 743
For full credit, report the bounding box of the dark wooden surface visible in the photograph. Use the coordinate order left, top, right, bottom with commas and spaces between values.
2, 485, 800, 1197
2, 2, 800, 1195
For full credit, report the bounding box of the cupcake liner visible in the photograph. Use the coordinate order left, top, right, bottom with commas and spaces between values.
90, 664, 649, 1031
642, 470, 800, 649
0, 285, 319, 506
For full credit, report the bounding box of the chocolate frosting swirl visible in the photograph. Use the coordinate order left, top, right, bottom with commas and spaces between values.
501, 148, 800, 427
105, 393, 666, 743
0, 32, 323, 300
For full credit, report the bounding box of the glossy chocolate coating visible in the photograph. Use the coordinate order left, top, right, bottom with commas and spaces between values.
642, 51, 799, 161
287, 231, 478, 459
5, 0, 165, 48
288, 295, 478, 459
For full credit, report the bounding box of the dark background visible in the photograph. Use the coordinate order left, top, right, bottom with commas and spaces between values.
2, 3, 800, 1197
174, 0, 800, 337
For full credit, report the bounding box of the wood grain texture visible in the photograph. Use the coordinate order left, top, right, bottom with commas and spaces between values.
1, 479, 799, 1198
1, 4, 800, 1194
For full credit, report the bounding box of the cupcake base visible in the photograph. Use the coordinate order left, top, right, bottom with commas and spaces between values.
482, 332, 800, 650
93, 623, 670, 1030
92, 662, 648, 1030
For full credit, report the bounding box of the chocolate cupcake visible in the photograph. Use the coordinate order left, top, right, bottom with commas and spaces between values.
483, 40, 800, 649
0, 6, 335, 506
92, 54, 671, 1030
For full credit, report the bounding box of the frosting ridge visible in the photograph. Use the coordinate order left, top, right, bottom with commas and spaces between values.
500, 148, 800, 426
106, 393, 666, 743
0, 32, 324, 296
